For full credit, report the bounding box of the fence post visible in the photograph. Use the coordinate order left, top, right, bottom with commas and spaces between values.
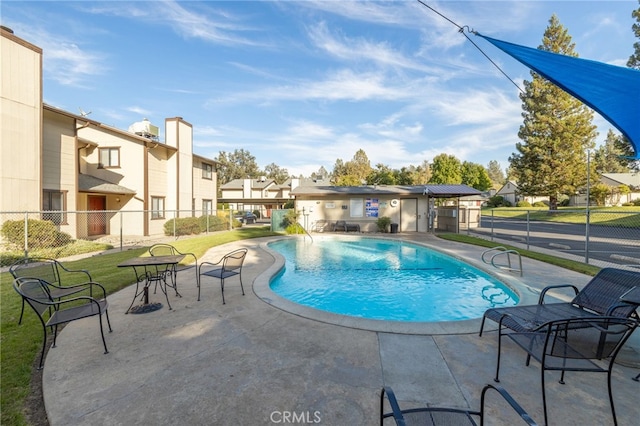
23, 212, 29, 257
173, 210, 177, 239
490, 210, 495, 241
526, 210, 530, 250
585, 209, 590, 264
466, 208, 470, 236
119, 211, 123, 252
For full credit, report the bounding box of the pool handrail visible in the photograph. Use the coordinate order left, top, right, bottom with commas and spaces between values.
482, 246, 523, 276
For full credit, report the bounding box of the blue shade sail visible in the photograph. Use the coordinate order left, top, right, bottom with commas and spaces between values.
476, 33, 640, 158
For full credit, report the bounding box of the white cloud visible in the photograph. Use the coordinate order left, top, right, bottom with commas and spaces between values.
5, 23, 107, 87
83, 0, 266, 47
126, 106, 153, 116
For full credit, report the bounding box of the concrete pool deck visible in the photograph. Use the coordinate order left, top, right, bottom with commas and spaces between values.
42, 235, 639, 425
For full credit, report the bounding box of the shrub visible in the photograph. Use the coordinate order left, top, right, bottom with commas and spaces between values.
516, 200, 531, 207
534, 201, 548, 207
633, 198, 640, 206
252, 210, 261, 219
376, 216, 391, 232
1, 219, 71, 249
199, 215, 227, 232
486, 195, 511, 208
285, 223, 305, 234
282, 209, 298, 228
163, 217, 201, 236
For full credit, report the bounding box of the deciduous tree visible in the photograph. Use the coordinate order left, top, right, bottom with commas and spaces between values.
215, 149, 261, 185
332, 149, 373, 186
429, 154, 461, 184
263, 162, 289, 183
461, 161, 492, 191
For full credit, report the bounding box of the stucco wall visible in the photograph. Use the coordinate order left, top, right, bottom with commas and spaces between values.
295, 195, 431, 233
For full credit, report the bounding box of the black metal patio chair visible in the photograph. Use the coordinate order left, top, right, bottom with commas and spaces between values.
380, 384, 537, 425
198, 248, 247, 304
13, 277, 112, 369
494, 316, 638, 426
9, 257, 93, 325
479, 268, 640, 337
149, 243, 198, 294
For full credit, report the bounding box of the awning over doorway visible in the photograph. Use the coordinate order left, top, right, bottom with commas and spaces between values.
78, 174, 136, 195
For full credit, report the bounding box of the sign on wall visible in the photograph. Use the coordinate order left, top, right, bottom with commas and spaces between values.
365, 198, 379, 217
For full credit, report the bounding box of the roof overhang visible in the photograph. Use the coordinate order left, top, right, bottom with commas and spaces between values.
218, 198, 291, 204
290, 184, 481, 198
78, 174, 136, 195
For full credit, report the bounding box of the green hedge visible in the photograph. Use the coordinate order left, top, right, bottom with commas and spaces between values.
163, 217, 201, 236
1, 219, 71, 249
199, 215, 227, 232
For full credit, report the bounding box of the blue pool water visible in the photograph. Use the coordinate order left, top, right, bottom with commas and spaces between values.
268, 238, 519, 322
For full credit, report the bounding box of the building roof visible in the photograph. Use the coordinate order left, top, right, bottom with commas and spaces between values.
221, 178, 276, 190
290, 184, 481, 198
78, 174, 136, 195
601, 173, 640, 188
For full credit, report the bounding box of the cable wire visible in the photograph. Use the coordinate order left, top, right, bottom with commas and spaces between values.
416, 0, 524, 93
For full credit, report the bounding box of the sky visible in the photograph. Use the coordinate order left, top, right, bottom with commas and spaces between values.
2, 0, 638, 178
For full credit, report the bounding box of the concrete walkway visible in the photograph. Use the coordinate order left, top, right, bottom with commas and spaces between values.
42, 235, 639, 425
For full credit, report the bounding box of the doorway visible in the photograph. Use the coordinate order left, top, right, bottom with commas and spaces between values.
87, 195, 107, 236
400, 198, 418, 232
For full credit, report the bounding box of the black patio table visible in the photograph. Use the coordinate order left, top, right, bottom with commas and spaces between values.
118, 254, 184, 314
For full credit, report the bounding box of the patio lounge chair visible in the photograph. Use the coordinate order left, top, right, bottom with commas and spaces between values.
334, 220, 347, 232
13, 277, 112, 369
493, 316, 638, 426
149, 243, 198, 293
198, 248, 247, 304
479, 267, 640, 336
380, 384, 537, 425
9, 257, 93, 325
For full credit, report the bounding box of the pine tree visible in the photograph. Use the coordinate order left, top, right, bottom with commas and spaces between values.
486, 160, 506, 188
508, 15, 596, 210
622, 1, 640, 168
593, 130, 630, 174
627, 0, 640, 69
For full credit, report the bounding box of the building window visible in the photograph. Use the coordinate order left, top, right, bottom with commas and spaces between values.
43, 190, 66, 224
202, 163, 213, 180
99, 148, 120, 168
202, 199, 212, 215
151, 197, 165, 219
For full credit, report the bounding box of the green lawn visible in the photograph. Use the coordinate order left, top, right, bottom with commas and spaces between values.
0, 227, 278, 426
483, 206, 640, 227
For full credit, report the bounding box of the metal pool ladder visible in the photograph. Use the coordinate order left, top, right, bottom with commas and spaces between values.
482, 246, 523, 276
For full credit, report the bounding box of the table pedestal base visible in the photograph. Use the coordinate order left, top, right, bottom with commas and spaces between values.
128, 302, 163, 314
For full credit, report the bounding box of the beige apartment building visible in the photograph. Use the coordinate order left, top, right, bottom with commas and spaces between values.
1, 27, 218, 239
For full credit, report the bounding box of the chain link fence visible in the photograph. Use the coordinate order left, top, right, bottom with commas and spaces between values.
466, 209, 640, 269
0, 209, 249, 266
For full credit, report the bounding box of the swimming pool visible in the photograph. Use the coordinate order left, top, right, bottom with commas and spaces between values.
268, 237, 518, 322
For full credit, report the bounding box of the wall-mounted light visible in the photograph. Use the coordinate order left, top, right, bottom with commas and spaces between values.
116, 197, 121, 203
